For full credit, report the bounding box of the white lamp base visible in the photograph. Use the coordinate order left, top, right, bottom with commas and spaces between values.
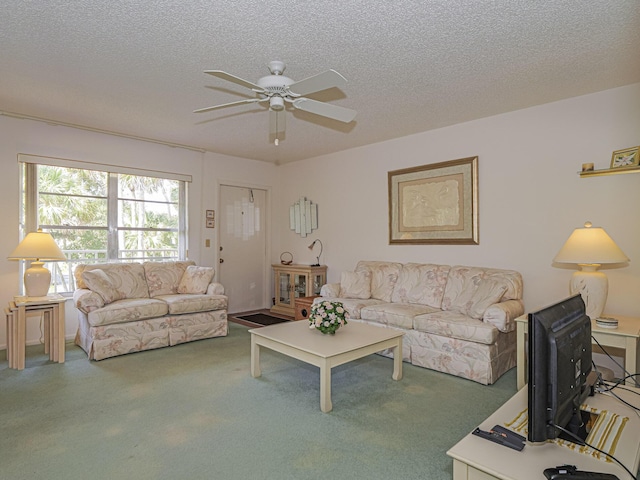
570, 265, 607, 320
24, 261, 52, 297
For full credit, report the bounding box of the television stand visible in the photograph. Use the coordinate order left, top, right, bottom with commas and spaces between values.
447, 387, 640, 480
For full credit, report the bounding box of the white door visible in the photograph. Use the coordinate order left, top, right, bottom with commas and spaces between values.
218, 185, 267, 314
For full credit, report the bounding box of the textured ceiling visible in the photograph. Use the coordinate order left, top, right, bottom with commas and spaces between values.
1, 1, 639, 164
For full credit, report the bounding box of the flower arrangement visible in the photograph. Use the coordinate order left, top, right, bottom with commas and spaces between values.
309, 300, 349, 335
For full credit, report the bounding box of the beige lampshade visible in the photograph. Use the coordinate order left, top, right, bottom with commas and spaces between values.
553, 222, 628, 265
8, 230, 67, 261
8, 229, 66, 296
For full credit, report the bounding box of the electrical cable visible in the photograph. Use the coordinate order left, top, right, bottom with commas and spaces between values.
592, 335, 639, 388
552, 423, 637, 480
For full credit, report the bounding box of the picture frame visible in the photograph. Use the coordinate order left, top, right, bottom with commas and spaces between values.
205, 209, 215, 228
388, 156, 478, 245
610, 146, 639, 169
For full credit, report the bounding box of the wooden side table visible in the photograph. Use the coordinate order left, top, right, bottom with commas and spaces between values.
6, 294, 66, 370
516, 313, 640, 389
294, 295, 319, 321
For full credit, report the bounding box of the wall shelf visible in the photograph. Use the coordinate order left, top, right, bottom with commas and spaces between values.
579, 166, 640, 178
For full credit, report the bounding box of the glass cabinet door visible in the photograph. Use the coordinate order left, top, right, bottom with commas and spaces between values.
279, 272, 291, 306
294, 273, 307, 298
312, 274, 324, 295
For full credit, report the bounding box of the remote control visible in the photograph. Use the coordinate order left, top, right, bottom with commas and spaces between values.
543, 465, 619, 480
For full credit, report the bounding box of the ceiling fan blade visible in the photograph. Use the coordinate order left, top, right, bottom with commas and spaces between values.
193, 98, 264, 113
292, 98, 357, 123
204, 70, 263, 91
288, 69, 347, 96
269, 109, 286, 134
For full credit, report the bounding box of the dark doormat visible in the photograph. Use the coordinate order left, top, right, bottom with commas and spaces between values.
235, 313, 290, 326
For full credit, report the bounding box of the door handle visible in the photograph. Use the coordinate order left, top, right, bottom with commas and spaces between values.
219, 258, 224, 263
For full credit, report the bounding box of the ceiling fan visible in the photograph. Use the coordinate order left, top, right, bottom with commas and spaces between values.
194, 61, 357, 144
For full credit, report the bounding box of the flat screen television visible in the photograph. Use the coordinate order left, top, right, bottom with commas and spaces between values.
528, 294, 594, 443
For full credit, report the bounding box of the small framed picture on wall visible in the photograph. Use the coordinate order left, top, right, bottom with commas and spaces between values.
206, 210, 215, 228
610, 146, 639, 169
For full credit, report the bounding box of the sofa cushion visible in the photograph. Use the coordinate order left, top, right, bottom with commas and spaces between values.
361, 303, 439, 329
442, 266, 513, 316
82, 269, 127, 304
355, 261, 402, 302
75, 263, 150, 300
144, 261, 195, 297
87, 298, 169, 327
413, 310, 498, 345
447, 277, 509, 320
339, 271, 371, 299
156, 294, 228, 315
177, 266, 215, 294
391, 263, 450, 308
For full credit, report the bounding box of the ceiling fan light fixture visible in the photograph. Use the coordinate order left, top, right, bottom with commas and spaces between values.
270, 96, 285, 111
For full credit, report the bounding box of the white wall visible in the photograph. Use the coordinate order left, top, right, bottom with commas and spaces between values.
0, 116, 279, 348
1, 83, 638, 356
278, 84, 640, 318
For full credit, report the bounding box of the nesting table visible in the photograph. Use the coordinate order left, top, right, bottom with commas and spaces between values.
250, 320, 403, 412
5, 294, 66, 370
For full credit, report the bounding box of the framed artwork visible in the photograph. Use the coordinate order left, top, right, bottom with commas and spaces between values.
388, 156, 478, 244
610, 146, 639, 169
206, 210, 215, 219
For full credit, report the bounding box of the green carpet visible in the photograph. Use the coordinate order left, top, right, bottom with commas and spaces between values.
0, 322, 517, 479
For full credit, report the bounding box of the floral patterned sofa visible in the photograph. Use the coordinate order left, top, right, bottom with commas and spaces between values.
73, 261, 228, 360
316, 261, 524, 384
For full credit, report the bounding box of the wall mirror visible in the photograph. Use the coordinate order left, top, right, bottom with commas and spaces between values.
290, 197, 318, 237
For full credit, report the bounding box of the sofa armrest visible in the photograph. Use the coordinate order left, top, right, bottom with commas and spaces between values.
73, 288, 105, 314
206, 282, 225, 296
483, 299, 525, 333
320, 283, 340, 298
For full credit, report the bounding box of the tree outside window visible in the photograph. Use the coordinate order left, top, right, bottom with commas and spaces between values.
23, 163, 187, 294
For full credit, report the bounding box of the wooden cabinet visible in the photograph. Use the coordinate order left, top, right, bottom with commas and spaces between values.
294, 296, 320, 321
271, 264, 327, 317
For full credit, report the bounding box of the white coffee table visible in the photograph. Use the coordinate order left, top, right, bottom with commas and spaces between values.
249, 320, 403, 412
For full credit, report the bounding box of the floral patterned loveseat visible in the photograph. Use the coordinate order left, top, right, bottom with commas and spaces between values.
316, 261, 524, 384
73, 261, 228, 360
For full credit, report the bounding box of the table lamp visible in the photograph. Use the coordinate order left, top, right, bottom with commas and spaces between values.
553, 221, 629, 320
8, 229, 67, 297
308, 239, 323, 266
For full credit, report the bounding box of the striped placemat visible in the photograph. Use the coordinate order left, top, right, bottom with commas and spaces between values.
505, 405, 628, 462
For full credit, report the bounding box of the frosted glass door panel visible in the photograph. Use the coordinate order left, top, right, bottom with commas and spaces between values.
219, 185, 267, 313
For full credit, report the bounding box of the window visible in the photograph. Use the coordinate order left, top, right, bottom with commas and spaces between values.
20, 157, 189, 294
